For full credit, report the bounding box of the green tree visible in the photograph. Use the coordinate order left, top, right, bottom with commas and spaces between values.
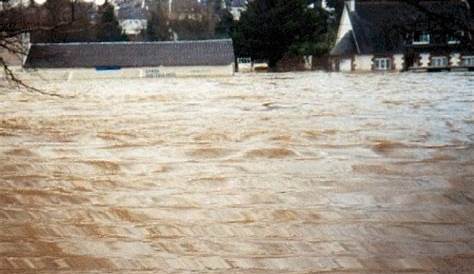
170, 19, 210, 40
38, 0, 96, 43
146, 2, 172, 41
97, 1, 127, 42
43, 0, 72, 42
215, 9, 234, 38
233, 0, 330, 68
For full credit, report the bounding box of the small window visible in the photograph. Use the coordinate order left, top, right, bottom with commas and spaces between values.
462, 56, 474, 66
413, 32, 430, 45
448, 31, 463, 44
237, 57, 252, 64
431, 56, 448, 67
374, 58, 391, 71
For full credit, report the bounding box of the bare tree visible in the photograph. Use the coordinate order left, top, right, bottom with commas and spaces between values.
0, 0, 95, 94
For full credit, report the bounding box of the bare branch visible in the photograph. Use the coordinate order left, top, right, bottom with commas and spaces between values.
1, 56, 66, 98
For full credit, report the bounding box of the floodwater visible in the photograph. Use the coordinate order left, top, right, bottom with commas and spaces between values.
0, 72, 473, 273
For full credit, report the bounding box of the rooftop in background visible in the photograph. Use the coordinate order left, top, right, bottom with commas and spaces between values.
333, 0, 472, 56
231, 0, 247, 7
117, 5, 147, 20
24, 39, 235, 69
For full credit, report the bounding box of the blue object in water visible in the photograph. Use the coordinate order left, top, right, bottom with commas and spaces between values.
95, 66, 122, 71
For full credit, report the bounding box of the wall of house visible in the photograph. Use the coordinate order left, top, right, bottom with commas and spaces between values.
352, 54, 404, 72
450, 53, 461, 66
354, 55, 372, 71
393, 54, 404, 71
120, 19, 148, 35
419, 53, 431, 67
339, 58, 352, 72
17, 64, 235, 81
336, 52, 468, 72
152, 65, 234, 77
406, 52, 466, 70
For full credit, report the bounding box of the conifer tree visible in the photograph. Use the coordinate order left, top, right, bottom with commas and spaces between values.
97, 1, 127, 41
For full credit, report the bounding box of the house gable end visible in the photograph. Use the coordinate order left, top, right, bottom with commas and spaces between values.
335, 3, 361, 55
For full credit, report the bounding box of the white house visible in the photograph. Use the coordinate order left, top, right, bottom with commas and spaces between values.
116, 5, 148, 36
330, 0, 473, 72
230, 0, 247, 21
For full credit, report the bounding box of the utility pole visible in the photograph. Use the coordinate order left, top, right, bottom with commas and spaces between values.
207, 0, 215, 36
168, 0, 172, 17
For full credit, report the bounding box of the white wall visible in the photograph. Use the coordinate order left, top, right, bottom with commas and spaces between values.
18, 64, 235, 81
419, 53, 430, 67
339, 58, 352, 72
450, 53, 461, 67
354, 55, 372, 71
154, 65, 234, 77
120, 19, 147, 35
393, 54, 404, 71
352, 54, 404, 72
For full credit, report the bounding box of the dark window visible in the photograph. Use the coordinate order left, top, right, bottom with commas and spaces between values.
413, 32, 430, 44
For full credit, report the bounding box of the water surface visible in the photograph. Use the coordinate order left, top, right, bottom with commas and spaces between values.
0, 72, 473, 273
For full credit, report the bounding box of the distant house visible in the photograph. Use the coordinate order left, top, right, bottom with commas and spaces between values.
117, 6, 148, 36
23, 39, 236, 78
109, 0, 148, 37
330, 0, 474, 72
230, 0, 247, 21
168, 0, 206, 21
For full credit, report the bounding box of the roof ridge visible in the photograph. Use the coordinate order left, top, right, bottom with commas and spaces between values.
32, 39, 233, 47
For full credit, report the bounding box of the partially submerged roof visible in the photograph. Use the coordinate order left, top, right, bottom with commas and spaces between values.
330, 31, 356, 56
332, 0, 472, 55
24, 39, 235, 68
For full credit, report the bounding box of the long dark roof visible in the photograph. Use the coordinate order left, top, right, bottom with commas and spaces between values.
332, 0, 472, 55
24, 39, 235, 68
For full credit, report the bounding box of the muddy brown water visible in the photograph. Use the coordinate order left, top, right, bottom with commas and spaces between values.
0, 72, 473, 273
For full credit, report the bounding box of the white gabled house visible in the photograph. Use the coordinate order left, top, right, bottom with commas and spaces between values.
330, 0, 474, 72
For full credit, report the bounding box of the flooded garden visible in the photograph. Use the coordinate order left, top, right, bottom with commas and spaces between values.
0, 72, 473, 273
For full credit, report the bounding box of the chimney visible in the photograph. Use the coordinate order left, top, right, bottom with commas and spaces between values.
348, 0, 355, 12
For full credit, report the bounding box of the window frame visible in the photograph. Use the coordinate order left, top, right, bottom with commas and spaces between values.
413, 31, 431, 45
462, 56, 474, 67
447, 31, 464, 45
373, 57, 392, 71
430, 56, 448, 67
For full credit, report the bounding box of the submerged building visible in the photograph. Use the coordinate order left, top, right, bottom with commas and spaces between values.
23, 39, 235, 78
330, 0, 474, 72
